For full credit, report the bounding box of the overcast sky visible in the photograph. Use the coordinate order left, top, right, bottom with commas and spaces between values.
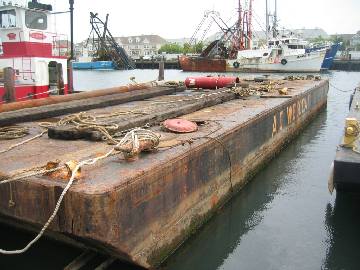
40, 0, 360, 42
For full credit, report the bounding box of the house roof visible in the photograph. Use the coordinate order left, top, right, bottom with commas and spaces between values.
352, 34, 360, 40
116, 35, 167, 45
330, 34, 354, 42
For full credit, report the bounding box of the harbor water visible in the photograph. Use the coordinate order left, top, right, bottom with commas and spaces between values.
0, 70, 359, 270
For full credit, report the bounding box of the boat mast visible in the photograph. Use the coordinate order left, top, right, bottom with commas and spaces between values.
265, 0, 269, 42
248, 0, 253, 49
238, 0, 243, 50
273, 0, 278, 38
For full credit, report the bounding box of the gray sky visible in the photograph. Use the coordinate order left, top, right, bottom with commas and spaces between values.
46, 0, 360, 42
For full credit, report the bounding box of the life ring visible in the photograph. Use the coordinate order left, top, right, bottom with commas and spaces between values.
233, 61, 240, 68
281, 59, 287, 65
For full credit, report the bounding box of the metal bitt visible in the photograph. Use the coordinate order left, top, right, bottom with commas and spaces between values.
69, 0, 74, 60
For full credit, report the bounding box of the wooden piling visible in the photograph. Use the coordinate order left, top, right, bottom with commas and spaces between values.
4, 67, 16, 103
56, 63, 65, 95
158, 58, 165, 81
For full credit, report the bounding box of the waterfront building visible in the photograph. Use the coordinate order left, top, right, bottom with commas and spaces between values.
115, 35, 167, 60
75, 35, 166, 60
350, 31, 360, 48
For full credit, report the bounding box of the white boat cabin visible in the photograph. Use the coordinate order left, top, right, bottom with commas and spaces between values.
0, 0, 69, 103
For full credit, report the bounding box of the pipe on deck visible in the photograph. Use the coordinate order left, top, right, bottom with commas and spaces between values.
0, 83, 151, 113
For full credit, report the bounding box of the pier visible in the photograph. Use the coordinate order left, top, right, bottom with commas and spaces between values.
333, 84, 360, 190
135, 60, 180, 70
331, 60, 360, 71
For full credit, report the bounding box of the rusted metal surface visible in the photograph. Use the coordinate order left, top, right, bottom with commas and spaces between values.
0, 79, 329, 268
179, 56, 226, 72
47, 88, 235, 141
0, 86, 185, 126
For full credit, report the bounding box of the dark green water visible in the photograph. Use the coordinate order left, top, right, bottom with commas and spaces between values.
0, 71, 359, 270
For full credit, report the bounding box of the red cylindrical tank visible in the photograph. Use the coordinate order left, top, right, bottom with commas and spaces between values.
185, 76, 240, 89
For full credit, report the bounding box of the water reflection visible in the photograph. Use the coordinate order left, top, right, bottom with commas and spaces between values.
164, 110, 328, 270
324, 193, 360, 270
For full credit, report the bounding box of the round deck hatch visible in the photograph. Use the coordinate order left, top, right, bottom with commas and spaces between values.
163, 119, 198, 133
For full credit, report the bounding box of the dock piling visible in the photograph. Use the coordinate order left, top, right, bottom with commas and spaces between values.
158, 58, 165, 81
4, 67, 16, 103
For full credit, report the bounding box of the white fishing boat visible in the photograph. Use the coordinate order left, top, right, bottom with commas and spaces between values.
227, 36, 326, 72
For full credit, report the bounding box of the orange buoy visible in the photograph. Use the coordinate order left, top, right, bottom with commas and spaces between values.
163, 119, 198, 133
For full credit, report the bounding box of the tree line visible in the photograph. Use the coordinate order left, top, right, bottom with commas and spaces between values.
158, 42, 205, 54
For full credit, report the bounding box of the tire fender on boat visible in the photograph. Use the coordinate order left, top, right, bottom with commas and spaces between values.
233, 61, 240, 68
281, 59, 287, 65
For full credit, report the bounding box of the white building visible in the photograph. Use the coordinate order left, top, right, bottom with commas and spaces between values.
350, 31, 360, 48
115, 35, 166, 60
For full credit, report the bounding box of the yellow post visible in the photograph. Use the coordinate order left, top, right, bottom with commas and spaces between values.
342, 118, 360, 148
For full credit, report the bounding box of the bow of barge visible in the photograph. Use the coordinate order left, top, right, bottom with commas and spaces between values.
0, 79, 328, 268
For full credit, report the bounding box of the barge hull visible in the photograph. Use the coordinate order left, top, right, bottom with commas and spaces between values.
179, 56, 226, 72
0, 80, 329, 268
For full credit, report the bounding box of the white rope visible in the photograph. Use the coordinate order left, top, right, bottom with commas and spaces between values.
0, 128, 159, 254
0, 130, 47, 154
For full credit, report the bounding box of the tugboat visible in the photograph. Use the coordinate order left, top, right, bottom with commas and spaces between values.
0, 0, 70, 103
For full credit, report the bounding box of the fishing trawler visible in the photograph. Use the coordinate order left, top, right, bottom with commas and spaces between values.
226, 37, 326, 72
0, 0, 70, 103
179, 0, 326, 73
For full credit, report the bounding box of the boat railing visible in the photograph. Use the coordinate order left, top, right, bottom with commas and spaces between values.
17, 30, 68, 58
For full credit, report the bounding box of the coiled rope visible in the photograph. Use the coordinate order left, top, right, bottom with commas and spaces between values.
0, 126, 29, 140
0, 109, 149, 154
0, 128, 159, 254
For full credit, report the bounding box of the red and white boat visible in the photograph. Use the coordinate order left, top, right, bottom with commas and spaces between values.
0, 0, 70, 103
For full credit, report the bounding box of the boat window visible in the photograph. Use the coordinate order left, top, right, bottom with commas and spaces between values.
263, 52, 269, 56
275, 41, 280, 46
25, 10, 47, 30
288, 45, 297, 49
285, 40, 289, 44
269, 41, 274, 46
0, 9, 16, 28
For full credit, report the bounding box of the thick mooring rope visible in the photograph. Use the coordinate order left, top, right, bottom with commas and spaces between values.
0, 109, 149, 154
0, 128, 159, 254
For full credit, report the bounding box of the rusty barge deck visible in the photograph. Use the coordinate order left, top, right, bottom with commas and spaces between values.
0, 79, 328, 268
